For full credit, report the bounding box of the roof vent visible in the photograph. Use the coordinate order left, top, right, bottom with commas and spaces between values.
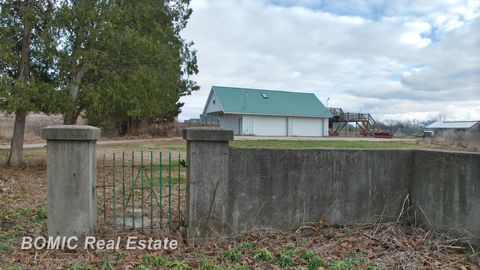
261, 93, 268, 99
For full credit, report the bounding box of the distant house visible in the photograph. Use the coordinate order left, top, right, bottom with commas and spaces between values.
202, 86, 332, 136
184, 118, 201, 124
425, 121, 480, 137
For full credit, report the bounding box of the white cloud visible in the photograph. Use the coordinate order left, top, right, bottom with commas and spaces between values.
400, 32, 431, 48
179, 0, 480, 122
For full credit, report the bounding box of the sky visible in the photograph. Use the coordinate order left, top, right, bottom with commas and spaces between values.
178, 0, 480, 122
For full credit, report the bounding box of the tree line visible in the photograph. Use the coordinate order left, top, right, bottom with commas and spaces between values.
377, 119, 436, 135
0, 0, 198, 166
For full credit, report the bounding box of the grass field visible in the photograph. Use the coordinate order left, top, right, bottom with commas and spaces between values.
1, 137, 476, 168
0, 137, 468, 169
97, 139, 421, 152
231, 140, 420, 149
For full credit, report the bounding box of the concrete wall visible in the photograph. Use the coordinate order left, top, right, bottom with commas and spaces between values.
412, 150, 480, 240
42, 125, 100, 237
227, 148, 412, 232
184, 129, 480, 243
183, 128, 233, 238
228, 148, 480, 242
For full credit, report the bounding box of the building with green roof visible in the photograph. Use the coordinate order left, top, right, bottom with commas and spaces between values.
202, 86, 331, 136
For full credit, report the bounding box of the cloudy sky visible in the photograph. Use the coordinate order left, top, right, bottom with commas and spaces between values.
179, 0, 480, 122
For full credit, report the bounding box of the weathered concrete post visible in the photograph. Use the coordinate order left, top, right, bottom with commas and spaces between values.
41, 125, 100, 237
183, 127, 233, 238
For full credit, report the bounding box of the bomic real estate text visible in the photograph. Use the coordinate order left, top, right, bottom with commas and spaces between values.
21, 236, 179, 250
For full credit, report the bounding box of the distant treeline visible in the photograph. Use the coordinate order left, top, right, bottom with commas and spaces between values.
377, 119, 436, 135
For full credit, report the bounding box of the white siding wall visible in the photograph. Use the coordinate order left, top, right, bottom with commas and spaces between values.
242, 115, 254, 135
205, 92, 223, 113
236, 115, 288, 136
222, 114, 242, 135
287, 117, 293, 136
323, 118, 329, 136
223, 114, 329, 137
291, 117, 324, 136
252, 116, 288, 136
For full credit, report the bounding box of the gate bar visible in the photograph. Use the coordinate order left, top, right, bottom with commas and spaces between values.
159, 151, 163, 229
150, 151, 154, 230
141, 150, 144, 229
131, 151, 135, 229
113, 153, 116, 227
168, 152, 172, 226
122, 152, 126, 229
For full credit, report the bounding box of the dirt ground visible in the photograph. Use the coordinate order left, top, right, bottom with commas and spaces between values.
0, 143, 479, 269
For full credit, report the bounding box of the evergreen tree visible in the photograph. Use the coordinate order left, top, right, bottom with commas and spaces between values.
1, 0, 199, 165
0, 0, 67, 166
83, 0, 198, 134
54, 0, 108, 124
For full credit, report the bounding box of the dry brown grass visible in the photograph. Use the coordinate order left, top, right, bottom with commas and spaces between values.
0, 114, 64, 144
421, 132, 480, 152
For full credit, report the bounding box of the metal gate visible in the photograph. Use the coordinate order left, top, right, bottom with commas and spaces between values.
97, 150, 186, 231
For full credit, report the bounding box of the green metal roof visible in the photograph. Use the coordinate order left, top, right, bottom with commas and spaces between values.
210, 86, 332, 118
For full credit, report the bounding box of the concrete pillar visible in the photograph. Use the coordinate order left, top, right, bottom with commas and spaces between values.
41, 125, 100, 237
183, 127, 233, 238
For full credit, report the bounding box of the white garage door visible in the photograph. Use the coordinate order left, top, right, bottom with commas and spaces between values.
253, 116, 288, 136
292, 117, 324, 136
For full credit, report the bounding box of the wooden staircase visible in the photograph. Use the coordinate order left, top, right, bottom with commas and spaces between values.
329, 108, 377, 136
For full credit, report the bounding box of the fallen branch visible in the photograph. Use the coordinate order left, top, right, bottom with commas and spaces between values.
295, 225, 318, 234
363, 232, 380, 242
397, 193, 410, 223
418, 205, 433, 226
